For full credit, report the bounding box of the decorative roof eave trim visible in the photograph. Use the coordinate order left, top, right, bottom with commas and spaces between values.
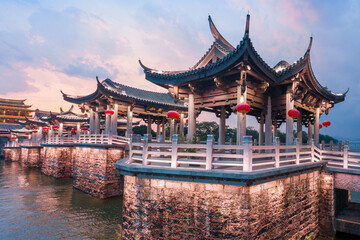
61, 86, 101, 104
305, 59, 347, 103
208, 15, 234, 50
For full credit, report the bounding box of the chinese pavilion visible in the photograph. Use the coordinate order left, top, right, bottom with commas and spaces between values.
139, 15, 348, 145
62, 77, 188, 138
0, 98, 33, 123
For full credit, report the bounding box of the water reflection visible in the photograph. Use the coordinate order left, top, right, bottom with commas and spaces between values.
0, 159, 122, 240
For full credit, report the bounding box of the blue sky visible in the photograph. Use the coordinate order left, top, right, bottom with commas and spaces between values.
0, 0, 359, 140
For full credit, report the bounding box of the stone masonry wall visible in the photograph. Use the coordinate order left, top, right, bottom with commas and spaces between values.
41, 146, 73, 178
122, 171, 334, 239
72, 146, 127, 199
25, 147, 42, 167
20, 147, 28, 167
3, 148, 21, 162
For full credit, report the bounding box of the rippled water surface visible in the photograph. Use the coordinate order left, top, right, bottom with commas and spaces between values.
0, 159, 122, 240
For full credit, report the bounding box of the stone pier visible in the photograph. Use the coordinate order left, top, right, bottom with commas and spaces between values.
41, 145, 73, 178
19, 146, 42, 168
116, 160, 334, 239
3, 147, 21, 162
72, 144, 127, 199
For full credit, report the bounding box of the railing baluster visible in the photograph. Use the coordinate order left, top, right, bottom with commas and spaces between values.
274, 137, 280, 168
205, 135, 214, 170
343, 145, 348, 169
295, 138, 300, 165
310, 138, 315, 162
171, 134, 178, 168
143, 134, 149, 165
243, 136, 253, 172
129, 134, 134, 163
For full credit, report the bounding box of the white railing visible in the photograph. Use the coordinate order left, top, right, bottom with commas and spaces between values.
4, 134, 130, 147
129, 134, 322, 172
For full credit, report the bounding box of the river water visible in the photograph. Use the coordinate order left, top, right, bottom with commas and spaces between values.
0, 159, 122, 240
1, 158, 359, 239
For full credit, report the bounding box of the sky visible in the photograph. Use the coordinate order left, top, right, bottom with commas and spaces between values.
0, 0, 359, 140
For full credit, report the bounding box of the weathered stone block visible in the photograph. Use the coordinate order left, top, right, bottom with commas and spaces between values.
72, 145, 127, 199
41, 146, 73, 178
3, 148, 21, 162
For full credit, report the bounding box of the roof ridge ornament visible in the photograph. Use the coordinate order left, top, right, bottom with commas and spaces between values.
244, 14, 250, 37
208, 15, 234, 49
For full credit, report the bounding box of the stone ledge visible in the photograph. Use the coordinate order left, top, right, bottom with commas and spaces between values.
19, 146, 43, 149
71, 143, 128, 149
115, 158, 326, 186
41, 144, 74, 147
3, 147, 21, 149
325, 167, 360, 175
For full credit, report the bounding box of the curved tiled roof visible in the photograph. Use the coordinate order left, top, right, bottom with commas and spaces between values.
62, 78, 187, 111
139, 15, 347, 102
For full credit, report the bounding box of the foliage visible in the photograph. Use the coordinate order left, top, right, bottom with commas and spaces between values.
132, 124, 155, 137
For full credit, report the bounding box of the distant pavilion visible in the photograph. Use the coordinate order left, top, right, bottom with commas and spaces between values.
139, 14, 348, 145
62, 77, 188, 139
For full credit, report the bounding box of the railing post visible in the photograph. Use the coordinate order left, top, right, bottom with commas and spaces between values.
321, 140, 325, 150
171, 134, 178, 168
243, 136, 253, 172
330, 140, 333, 151
345, 141, 350, 151
343, 145, 348, 169
294, 138, 300, 165
206, 135, 214, 170
109, 133, 113, 145
129, 134, 133, 163
274, 137, 280, 168
310, 138, 315, 162
339, 140, 343, 151
142, 134, 149, 165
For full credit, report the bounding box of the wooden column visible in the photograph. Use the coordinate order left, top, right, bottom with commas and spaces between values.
105, 105, 111, 134
161, 117, 165, 142
237, 71, 247, 145
76, 122, 80, 137
94, 107, 100, 134
285, 89, 294, 145
274, 123, 277, 137
111, 104, 118, 135
126, 106, 132, 138
259, 112, 264, 145
297, 110, 302, 145
219, 106, 226, 145
170, 119, 174, 137
59, 122, 63, 136
156, 122, 161, 141
187, 93, 195, 142
314, 108, 320, 145
89, 109, 95, 134
265, 96, 272, 145
179, 113, 184, 138
147, 115, 151, 136
308, 122, 313, 144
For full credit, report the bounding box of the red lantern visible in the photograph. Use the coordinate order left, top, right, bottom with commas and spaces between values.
105, 110, 114, 115
25, 132, 31, 135
186, 119, 188, 123
319, 124, 322, 129
131, 131, 134, 134
288, 109, 300, 119
81, 127, 89, 131
323, 121, 331, 128
167, 111, 180, 119
52, 125, 59, 130
42, 127, 50, 131
236, 103, 250, 114
71, 128, 76, 132
32, 130, 38, 133
160, 124, 163, 127
272, 126, 274, 130
10, 137, 17, 140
